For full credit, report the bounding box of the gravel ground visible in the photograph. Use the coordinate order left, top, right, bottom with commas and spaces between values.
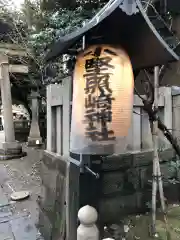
0, 146, 43, 227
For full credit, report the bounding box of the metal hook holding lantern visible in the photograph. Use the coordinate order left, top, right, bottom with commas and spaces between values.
79, 155, 99, 179
69, 153, 100, 179
84, 166, 100, 179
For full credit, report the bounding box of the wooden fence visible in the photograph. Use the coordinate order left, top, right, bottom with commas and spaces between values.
46, 78, 180, 155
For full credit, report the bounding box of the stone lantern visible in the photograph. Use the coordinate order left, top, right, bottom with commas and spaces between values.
28, 91, 42, 147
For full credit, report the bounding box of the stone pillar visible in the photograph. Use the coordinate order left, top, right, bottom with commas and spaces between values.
28, 91, 42, 147
0, 55, 24, 160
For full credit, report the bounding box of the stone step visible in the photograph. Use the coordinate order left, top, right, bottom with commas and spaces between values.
0, 209, 44, 239
0, 183, 43, 239
0, 221, 14, 240
10, 215, 39, 240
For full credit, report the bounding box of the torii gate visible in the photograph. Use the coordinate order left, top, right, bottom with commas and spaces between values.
0, 44, 29, 160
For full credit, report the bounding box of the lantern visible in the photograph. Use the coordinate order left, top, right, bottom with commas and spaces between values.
70, 45, 134, 155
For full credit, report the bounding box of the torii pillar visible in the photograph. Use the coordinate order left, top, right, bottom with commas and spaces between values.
0, 55, 26, 160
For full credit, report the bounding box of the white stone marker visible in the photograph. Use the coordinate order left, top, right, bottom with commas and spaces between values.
77, 205, 99, 240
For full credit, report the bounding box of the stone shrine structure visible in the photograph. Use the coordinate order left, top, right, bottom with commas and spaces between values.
40, 0, 180, 239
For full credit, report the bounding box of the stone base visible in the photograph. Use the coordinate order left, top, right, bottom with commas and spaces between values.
38, 151, 67, 240
28, 136, 42, 148
0, 141, 26, 160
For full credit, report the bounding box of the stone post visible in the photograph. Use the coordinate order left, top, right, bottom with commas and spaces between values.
0, 55, 24, 160
28, 91, 42, 147
77, 205, 99, 240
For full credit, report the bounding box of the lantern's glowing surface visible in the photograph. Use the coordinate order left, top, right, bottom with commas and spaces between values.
70, 45, 134, 155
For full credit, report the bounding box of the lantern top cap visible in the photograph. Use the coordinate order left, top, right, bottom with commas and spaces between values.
45, 0, 180, 70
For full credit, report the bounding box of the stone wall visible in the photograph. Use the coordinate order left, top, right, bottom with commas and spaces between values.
99, 148, 177, 223
38, 151, 67, 240
38, 148, 179, 239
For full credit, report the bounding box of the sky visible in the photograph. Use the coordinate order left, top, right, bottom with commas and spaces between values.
11, 0, 24, 9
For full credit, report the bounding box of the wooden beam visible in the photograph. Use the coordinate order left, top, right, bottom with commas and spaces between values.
9, 65, 28, 74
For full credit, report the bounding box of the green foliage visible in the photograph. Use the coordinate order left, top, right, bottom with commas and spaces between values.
0, 0, 107, 111
28, 7, 95, 56
0, 0, 104, 91
26, 1, 105, 89
40, 0, 108, 11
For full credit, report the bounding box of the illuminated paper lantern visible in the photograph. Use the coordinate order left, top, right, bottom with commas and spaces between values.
70, 45, 134, 155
